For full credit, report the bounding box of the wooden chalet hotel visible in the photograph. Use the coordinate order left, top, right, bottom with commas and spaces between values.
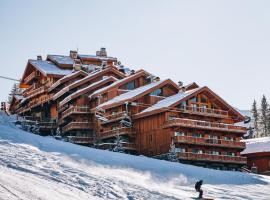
9, 48, 247, 171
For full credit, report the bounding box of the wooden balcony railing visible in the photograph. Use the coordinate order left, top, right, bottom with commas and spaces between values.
164, 118, 246, 133
178, 106, 228, 118
25, 86, 46, 99
174, 136, 245, 149
39, 121, 56, 130
24, 71, 37, 83
101, 111, 130, 124
67, 136, 94, 144
177, 152, 247, 164
99, 127, 133, 139
62, 122, 94, 133
61, 106, 90, 119
99, 142, 137, 150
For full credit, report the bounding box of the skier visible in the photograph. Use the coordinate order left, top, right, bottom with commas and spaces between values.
195, 180, 203, 199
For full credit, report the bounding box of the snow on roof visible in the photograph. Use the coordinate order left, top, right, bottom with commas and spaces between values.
49, 70, 87, 92
78, 54, 117, 61
29, 60, 72, 76
14, 95, 23, 101
140, 88, 201, 113
59, 76, 116, 107
97, 80, 168, 109
241, 137, 270, 154
47, 55, 74, 66
89, 70, 147, 99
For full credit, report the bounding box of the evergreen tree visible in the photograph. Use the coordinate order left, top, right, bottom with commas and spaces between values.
8, 83, 21, 103
113, 134, 124, 153
260, 95, 269, 137
168, 140, 178, 162
251, 100, 260, 137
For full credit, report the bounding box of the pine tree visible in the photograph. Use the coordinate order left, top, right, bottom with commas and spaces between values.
113, 134, 124, 153
267, 106, 270, 136
260, 95, 269, 137
168, 140, 178, 162
251, 100, 260, 137
8, 83, 21, 103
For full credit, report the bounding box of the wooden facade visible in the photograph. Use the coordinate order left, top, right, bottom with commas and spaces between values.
9, 48, 247, 170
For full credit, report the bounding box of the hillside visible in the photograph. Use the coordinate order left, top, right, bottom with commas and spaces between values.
0, 112, 270, 200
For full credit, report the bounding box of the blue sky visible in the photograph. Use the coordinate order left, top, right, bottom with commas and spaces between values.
0, 0, 269, 109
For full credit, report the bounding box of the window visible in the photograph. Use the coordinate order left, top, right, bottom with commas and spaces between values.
151, 88, 162, 96
126, 81, 135, 90
191, 104, 197, 111
192, 133, 202, 138
175, 148, 186, 153
192, 149, 203, 154
201, 105, 207, 112
175, 132, 185, 136
201, 96, 207, 103
227, 152, 236, 157
178, 101, 186, 110
224, 136, 234, 141
209, 151, 220, 155
190, 96, 197, 103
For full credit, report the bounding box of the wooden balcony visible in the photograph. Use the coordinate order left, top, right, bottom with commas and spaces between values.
62, 122, 94, 133
39, 121, 56, 130
99, 127, 133, 139
24, 71, 38, 83
177, 152, 247, 164
25, 86, 46, 99
164, 118, 246, 134
67, 136, 94, 144
101, 111, 130, 124
99, 142, 137, 151
61, 106, 90, 119
174, 136, 245, 149
178, 106, 228, 118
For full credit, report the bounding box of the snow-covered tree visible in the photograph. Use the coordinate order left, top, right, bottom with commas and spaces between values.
113, 134, 124, 153
251, 100, 260, 137
260, 95, 269, 136
168, 140, 178, 162
8, 83, 21, 103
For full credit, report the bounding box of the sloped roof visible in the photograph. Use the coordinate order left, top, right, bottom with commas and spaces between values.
49, 70, 88, 92
140, 87, 201, 114
97, 79, 179, 110
135, 86, 245, 122
89, 69, 150, 99
241, 137, 270, 155
59, 76, 117, 107
47, 55, 74, 66
28, 60, 72, 76
78, 54, 117, 61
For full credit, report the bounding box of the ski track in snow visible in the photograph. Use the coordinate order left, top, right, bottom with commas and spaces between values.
0, 112, 270, 200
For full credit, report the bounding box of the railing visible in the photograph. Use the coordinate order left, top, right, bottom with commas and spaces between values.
24, 71, 37, 83
99, 142, 137, 150
39, 121, 56, 130
99, 127, 133, 139
67, 136, 94, 144
164, 118, 246, 133
174, 136, 245, 149
62, 122, 93, 133
61, 106, 90, 119
25, 86, 46, 99
102, 111, 130, 124
177, 152, 247, 164
178, 106, 228, 118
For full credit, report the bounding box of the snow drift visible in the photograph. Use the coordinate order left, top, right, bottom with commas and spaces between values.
0, 111, 270, 200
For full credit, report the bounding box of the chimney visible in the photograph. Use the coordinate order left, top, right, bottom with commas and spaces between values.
99, 47, 107, 57
37, 55, 42, 60
70, 50, 78, 59
153, 76, 160, 82
73, 59, 81, 71
178, 81, 183, 87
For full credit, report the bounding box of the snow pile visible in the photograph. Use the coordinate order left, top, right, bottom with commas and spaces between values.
241, 137, 270, 155
0, 111, 270, 200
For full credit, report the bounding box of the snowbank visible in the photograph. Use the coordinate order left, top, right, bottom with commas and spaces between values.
0, 111, 270, 200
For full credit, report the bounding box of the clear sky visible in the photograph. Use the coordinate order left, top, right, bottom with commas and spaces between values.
0, 0, 269, 109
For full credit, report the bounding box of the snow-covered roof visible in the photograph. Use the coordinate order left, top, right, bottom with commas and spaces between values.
47, 55, 74, 66
59, 76, 117, 107
97, 80, 170, 109
140, 88, 201, 114
49, 70, 88, 92
14, 95, 23, 101
241, 137, 270, 155
78, 54, 117, 61
29, 60, 73, 76
89, 70, 149, 99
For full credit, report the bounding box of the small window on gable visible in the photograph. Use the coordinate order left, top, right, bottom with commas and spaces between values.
151, 88, 163, 96
201, 95, 208, 103
126, 80, 135, 90
190, 96, 197, 103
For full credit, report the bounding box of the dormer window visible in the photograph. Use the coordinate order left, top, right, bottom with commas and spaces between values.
151, 88, 163, 96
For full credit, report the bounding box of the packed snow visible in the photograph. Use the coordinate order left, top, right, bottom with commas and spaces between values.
241, 137, 270, 155
0, 112, 270, 200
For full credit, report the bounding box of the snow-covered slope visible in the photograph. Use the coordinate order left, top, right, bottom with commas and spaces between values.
0, 112, 270, 200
